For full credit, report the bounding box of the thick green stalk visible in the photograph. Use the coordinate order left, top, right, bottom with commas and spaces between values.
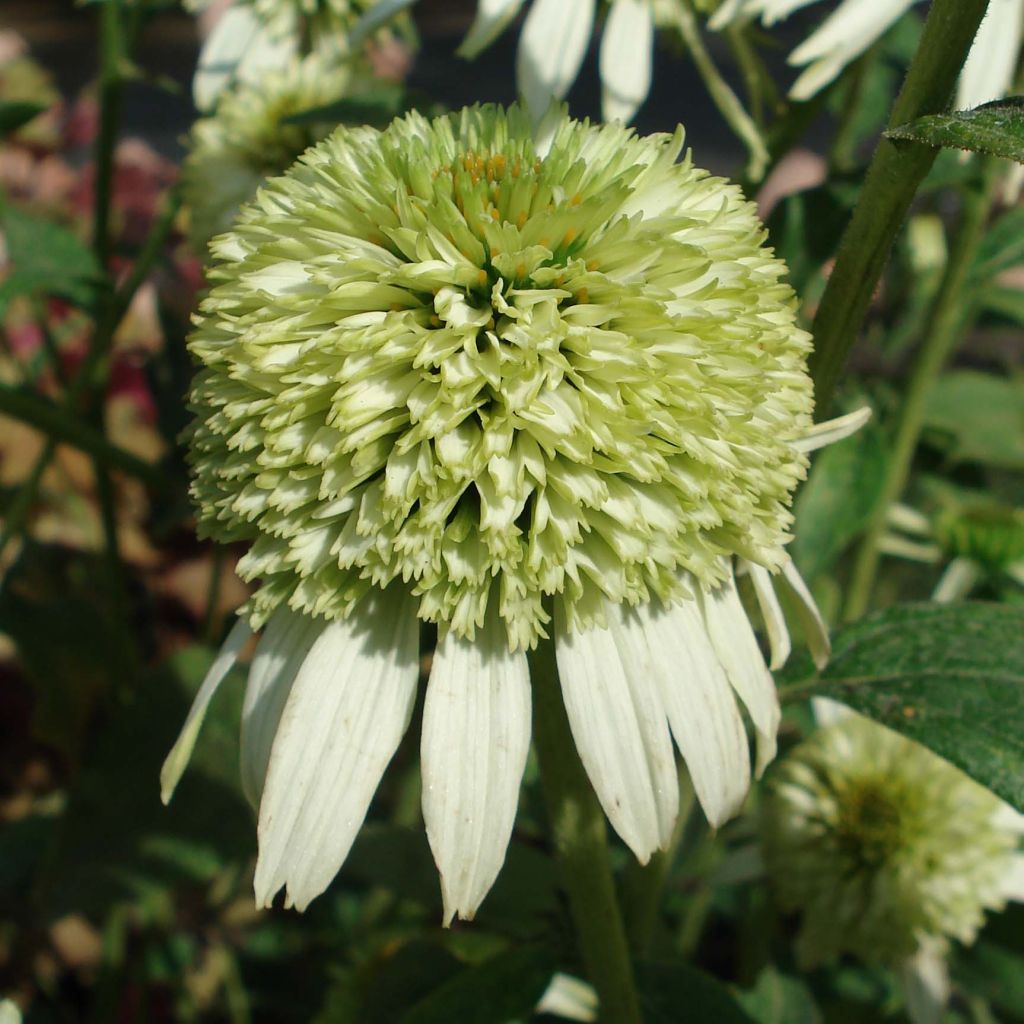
842, 157, 1000, 621
529, 638, 643, 1024
93, 0, 124, 271
809, 0, 991, 414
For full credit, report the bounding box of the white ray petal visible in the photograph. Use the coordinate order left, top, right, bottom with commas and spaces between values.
240, 606, 324, 807
253, 590, 419, 911
710, 0, 823, 30
421, 612, 531, 926
745, 562, 791, 671
516, 0, 596, 120
931, 556, 982, 603
1008, 560, 1024, 587
792, 406, 872, 453
535, 973, 599, 1022
779, 557, 831, 669
957, 0, 1024, 109
554, 601, 679, 861
886, 502, 933, 537
811, 696, 851, 727
900, 942, 950, 1024
599, 0, 654, 123
458, 0, 527, 58
878, 534, 943, 563
700, 572, 780, 776
1001, 854, 1024, 903
631, 597, 751, 828
789, 0, 914, 66
161, 617, 251, 805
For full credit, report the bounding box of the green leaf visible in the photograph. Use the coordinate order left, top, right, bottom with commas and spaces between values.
955, 941, 1024, 1021
639, 962, 757, 1024
738, 967, 822, 1024
0, 204, 104, 313
780, 602, 1024, 811
921, 371, 1024, 470
971, 207, 1024, 282
792, 418, 888, 580
979, 284, 1024, 325
401, 945, 556, 1024
886, 97, 1024, 163
0, 100, 48, 137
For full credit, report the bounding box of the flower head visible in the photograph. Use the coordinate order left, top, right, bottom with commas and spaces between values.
183, 56, 355, 249
165, 104, 859, 924
190, 104, 813, 648
762, 714, 1024, 967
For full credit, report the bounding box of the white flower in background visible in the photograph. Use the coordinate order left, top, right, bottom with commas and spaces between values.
161, 103, 867, 923
0, 1001, 22, 1024
535, 973, 598, 1021
710, 0, 1024, 107
879, 500, 1024, 602
186, 0, 399, 111
183, 55, 357, 249
762, 713, 1024, 1023
459, 0, 659, 124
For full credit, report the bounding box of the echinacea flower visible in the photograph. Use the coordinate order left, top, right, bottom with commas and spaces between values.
880, 500, 1024, 602
183, 56, 356, 250
762, 712, 1024, 1022
710, 0, 1024, 107
162, 103, 866, 923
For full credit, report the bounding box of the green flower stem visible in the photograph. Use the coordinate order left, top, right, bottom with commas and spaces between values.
0, 384, 166, 487
843, 156, 1001, 621
623, 768, 694, 958
808, 0, 991, 414
672, 0, 769, 182
529, 637, 643, 1024
93, 0, 125, 271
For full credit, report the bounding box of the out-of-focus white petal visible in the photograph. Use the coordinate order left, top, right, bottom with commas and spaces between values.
887, 502, 933, 536
811, 695, 851, 727
253, 590, 419, 911
1008, 559, 1024, 587
710, 0, 824, 31
458, 0, 527, 58
599, 0, 654, 123
701, 571, 780, 775
931, 556, 983, 603
957, 0, 1024, 109
1001, 854, 1024, 902
193, 5, 297, 112
421, 612, 531, 926
788, 0, 916, 100
632, 597, 752, 828
554, 600, 679, 862
779, 557, 831, 669
900, 942, 950, 1024
160, 617, 251, 804
239, 606, 323, 807
351, 0, 420, 46
792, 406, 872, 453
516, 0, 596, 121
746, 562, 791, 670
535, 972, 599, 1022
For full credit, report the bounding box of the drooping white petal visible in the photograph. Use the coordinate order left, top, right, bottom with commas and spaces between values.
458, 0, 528, 58
253, 590, 419, 911
700, 572, 780, 775
957, 0, 1024, 109
710, 0, 823, 30
193, 6, 260, 111
516, 0, 596, 121
788, 0, 916, 100
779, 557, 831, 669
886, 502, 933, 537
161, 617, 251, 805
535, 973, 599, 1022
792, 406, 872, 453
554, 600, 679, 862
239, 606, 324, 807
900, 942, 950, 1024
745, 562, 791, 671
599, 0, 654, 123
931, 556, 982, 603
421, 612, 531, 926
631, 597, 752, 828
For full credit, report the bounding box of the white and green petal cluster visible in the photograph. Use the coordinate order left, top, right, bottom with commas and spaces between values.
762, 714, 1024, 968
710, 0, 1024, 107
183, 56, 356, 250
165, 104, 863, 924
189, 104, 813, 647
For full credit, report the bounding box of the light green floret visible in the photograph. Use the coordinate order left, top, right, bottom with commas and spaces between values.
183, 56, 356, 250
188, 104, 814, 648
762, 716, 1019, 966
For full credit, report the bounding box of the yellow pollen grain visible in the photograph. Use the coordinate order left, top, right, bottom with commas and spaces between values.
490, 207, 500, 221
586, 259, 600, 271
430, 314, 441, 327
563, 227, 578, 246
516, 210, 527, 229
515, 262, 526, 279
477, 269, 488, 286
570, 192, 582, 206
577, 288, 589, 304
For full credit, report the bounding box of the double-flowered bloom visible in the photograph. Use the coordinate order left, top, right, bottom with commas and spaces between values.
163, 104, 865, 923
